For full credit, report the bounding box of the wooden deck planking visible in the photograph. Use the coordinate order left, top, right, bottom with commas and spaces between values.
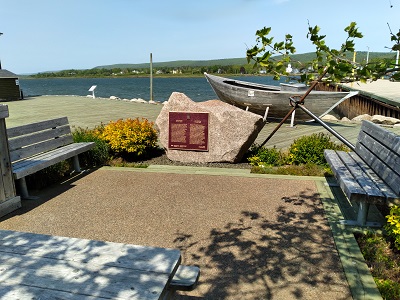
341, 79, 400, 106
0, 230, 181, 300
4, 95, 400, 151
255, 121, 368, 149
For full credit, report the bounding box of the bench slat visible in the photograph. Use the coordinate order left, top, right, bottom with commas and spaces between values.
356, 139, 400, 196
324, 150, 367, 202
12, 142, 94, 179
336, 151, 385, 204
7, 117, 69, 138
360, 120, 399, 151
357, 129, 400, 176
349, 152, 400, 204
8, 125, 71, 151
10, 135, 74, 162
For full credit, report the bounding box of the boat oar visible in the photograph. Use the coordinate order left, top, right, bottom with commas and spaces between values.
257, 67, 329, 149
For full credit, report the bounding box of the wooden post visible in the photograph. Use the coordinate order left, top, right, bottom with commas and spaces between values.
0, 104, 21, 218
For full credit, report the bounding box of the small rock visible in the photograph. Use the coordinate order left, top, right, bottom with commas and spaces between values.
110, 96, 119, 100
371, 115, 400, 125
341, 117, 352, 122
321, 114, 338, 122
352, 114, 372, 122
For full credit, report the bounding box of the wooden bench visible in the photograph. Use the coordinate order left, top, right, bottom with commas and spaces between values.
7, 117, 95, 199
324, 120, 400, 226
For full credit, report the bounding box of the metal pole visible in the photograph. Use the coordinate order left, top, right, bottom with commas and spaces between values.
296, 103, 355, 151
150, 53, 153, 101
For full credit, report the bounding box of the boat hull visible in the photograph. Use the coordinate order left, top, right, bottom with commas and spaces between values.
205, 73, 351, 121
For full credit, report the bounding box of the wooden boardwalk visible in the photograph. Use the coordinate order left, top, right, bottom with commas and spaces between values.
4, 95, 400, 150
341, 79, 400, 106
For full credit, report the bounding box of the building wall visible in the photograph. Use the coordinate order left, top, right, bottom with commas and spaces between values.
0, 78, 20, 101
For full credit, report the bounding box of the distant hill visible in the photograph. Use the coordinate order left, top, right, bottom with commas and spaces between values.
94, 58, 249, 69
94, 52, 395, 70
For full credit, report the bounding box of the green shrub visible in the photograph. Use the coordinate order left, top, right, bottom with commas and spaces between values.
286, 133, 349, 165
251, 163, 331, 176
357, 231, 400, 299
247, 144, 283, 167
72, 126, 110, 167
375, 279, 400, 300
98, 118, 158, 158
385, 205, 400, 251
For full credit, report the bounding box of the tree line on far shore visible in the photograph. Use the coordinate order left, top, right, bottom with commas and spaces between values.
30, 64, 254, 78
30, 51, 395, 79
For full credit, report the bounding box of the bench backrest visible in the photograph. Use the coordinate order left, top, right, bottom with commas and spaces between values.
355, 120, 400, 195
7, 117, 73, 163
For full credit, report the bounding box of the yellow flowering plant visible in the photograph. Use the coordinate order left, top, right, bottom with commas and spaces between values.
385, 205, 400, 251
99, 118, 158, 157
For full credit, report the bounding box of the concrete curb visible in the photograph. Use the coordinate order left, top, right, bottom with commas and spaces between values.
316, 179, 382, 300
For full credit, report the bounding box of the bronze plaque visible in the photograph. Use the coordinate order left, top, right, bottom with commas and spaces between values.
168, 112, 209, 151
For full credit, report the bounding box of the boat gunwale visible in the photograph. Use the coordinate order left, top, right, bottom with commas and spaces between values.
205, 73, 348, 96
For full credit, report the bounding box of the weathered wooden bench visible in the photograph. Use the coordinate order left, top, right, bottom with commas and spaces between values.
324, 120, 400, 226
7, 117, 95, 199
0, 229, 200, 299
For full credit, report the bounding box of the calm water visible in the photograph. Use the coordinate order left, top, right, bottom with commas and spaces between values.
19, 75, 283, 102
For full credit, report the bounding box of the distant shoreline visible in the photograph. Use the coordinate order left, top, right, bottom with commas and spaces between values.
21, 73, 267, 79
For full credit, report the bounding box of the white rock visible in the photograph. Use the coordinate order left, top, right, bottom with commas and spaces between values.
371, 115, 400, 125
352, 114, 372, 122
321, 114, 339, 122
341, 117, 352, 122
110, 96, 119, 100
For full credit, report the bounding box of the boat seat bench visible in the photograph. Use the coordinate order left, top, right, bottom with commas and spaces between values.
324, 120, 400, 226
7, 117, 95, 199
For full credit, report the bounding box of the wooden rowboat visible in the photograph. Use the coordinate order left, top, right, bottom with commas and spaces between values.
204, 73, 357, 121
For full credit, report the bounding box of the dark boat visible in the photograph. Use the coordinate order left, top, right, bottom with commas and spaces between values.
205, 73, 357, 120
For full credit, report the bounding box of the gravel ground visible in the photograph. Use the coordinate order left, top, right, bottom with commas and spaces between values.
0, 169, 351, 300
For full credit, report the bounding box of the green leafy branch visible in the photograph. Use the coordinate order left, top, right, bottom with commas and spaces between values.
246, 21, 400, 84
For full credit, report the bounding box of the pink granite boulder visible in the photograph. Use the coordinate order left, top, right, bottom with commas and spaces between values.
155, 92, 265, 163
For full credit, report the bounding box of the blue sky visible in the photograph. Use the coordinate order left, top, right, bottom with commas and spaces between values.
1, 0, 399, 74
